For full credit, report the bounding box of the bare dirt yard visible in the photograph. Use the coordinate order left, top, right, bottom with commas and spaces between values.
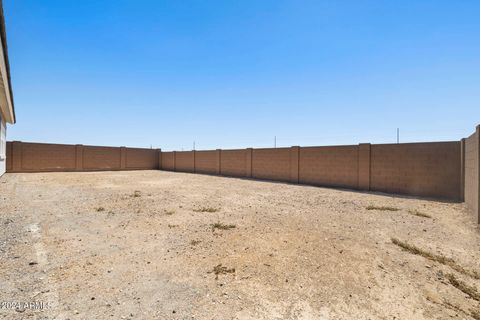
1, 171, 479, 319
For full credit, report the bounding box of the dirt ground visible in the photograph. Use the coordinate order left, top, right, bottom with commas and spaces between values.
0, 171, 479, 319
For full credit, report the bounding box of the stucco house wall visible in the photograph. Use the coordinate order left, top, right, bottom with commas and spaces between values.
0, 114, 5, 175
0, 1, 16, 176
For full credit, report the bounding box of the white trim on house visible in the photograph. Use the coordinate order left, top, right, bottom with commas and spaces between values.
0, 34, 13, 124
0, 1, 15, 176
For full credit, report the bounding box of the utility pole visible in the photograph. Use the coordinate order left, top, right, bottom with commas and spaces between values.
274, 136, 277, 148
193, 141, 195, 151
397, 128, 400, 144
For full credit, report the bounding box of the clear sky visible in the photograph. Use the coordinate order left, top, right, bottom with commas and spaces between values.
4, 0, 480, 150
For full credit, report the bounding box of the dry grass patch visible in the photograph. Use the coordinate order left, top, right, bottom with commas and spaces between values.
471, 309, 480, 320
366, 205, 399, 211
210, 264, 235, 280
441, 300, 480, 320
131, 190, 142, 198
190, 240, 201, 246
408, 209, 432, 218
164, 209, 175, 215
194, 206, 220, 213
211, 222, 236, 231
446, 274, 480, 302
391, 238, 480, 280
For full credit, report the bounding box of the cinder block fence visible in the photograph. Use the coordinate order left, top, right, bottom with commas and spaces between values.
6, 142, 159, 172
5, 125, 480, 224
160, 142, 462, 201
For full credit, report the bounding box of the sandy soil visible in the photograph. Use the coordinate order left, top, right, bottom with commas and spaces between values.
0, 170, 479, 319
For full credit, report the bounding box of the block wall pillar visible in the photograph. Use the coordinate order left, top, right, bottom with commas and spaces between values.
246, 148, 253, 177
75, 144, 84, 171
157, 149, 162, 170
216, 149, 221, 175
193, 150, 196, 173
11, 141, 22, 172
476, 125, 480, 223
120, 147, 126, 170
173, 151, 177, 172
290, 146, 300, 184
358, 143, 371, 191
460, 138, 465, 201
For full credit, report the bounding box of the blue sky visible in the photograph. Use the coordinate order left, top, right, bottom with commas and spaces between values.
4, 0, 480, 150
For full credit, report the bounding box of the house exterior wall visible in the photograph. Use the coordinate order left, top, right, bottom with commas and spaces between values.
0, 115, 5, 176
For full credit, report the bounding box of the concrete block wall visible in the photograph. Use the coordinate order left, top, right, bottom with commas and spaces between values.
161, 152, 175, 171
83, 146, 121, 170
371, 142, 462, 200
6, 141, 159, 172
299, 145, 359, 189
159, 141, 464, 202
175, 151, 195, 173
220, 149, 247, 177
6, 125, 480, 223
252, 148, 291, 182
125, 147, 159, 169
195, 150, 217, 174
464, 126, 480, 223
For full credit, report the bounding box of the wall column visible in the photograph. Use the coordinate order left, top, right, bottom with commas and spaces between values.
172, 151, 176, 171
157, 149, 162, 170
246, 148, 253, 178
75, 144, 84, 171
193, 150, 196, 173
120, 147, 126, 170
358, 143, 371, 191
11, 141, 22, 172
476, 125, 480, 224
290, 146, 300, 184
216, 149, 221, 175
460, 138, 465, 201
